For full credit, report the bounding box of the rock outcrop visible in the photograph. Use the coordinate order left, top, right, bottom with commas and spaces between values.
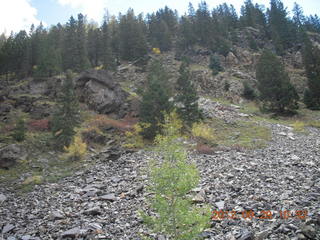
76, 70, 128, 116
0, 144, 23, 169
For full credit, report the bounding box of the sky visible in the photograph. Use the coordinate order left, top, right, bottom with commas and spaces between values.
0, 0, 320, 35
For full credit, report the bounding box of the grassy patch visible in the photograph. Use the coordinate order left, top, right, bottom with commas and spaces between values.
291, 121, 306, 133
0, 153, 92, 194
306, 120, 320, 129
190, 64, 209, 72
213, 119, 271, 149
192, 118, 271, 149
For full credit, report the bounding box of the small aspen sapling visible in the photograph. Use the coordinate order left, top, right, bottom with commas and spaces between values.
142, 111, 210, 240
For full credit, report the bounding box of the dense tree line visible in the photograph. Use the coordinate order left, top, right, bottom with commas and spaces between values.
0, 0, 319, 79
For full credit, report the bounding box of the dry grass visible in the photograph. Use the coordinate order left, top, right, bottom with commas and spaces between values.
85, 114, 138, 131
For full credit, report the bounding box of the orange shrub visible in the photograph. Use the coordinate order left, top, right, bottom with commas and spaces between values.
86, 114, 137, 132
196, 143, 215, 155
28, 119, 50, 131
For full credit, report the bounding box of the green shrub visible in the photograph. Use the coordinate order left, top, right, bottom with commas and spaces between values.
11, 117, 26, 142
242, 81, 256, 100
209, 54, 223, 76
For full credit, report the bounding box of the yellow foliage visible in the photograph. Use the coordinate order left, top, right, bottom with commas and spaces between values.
63, 135, 87, 161
94, 65, 104, 70
307, 120, 320, 128
191, 122, 215, 142
291, 121, 305, 132
124, 123, 149, 149
22, 175, 43, 185
152, 48, 161, 54
32, 65, 38, 70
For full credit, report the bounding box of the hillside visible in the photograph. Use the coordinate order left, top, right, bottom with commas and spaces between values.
1, 0, 320, 239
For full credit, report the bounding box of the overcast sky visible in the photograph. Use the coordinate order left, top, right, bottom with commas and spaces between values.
1, 0, 320, 35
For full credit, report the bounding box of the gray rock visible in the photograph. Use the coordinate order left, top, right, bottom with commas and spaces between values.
61, 227, 82, 238
51, 210, 65, 220
21, 235, 32, 240
215, 201, 225, 210
0, 193, 7, 203
100, 194, 117, 201
291, 155, 300, 161
238, 229, 254, 240
7, 237, 17, 240
0, 144, 22, 169
76, 70, 127, 115
84, 207, 102, 216
255, 229, 271, 240
2, 224, 15, 234
192, 190, 206, 203
301, 225, 316, 239
278, 132, 287, 136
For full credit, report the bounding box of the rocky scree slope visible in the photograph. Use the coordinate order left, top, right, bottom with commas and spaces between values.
0, 102, 319, 240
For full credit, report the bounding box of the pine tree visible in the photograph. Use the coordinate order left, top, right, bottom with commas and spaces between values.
75, 13, 90, 71
100, 20, 115, 69
13, 30, 31, 77
11, 117, 26, 142
267, 0, 294, 55
36, 33, 62, 77
209, 54, 224, 75
195, 1, 213, 47
87, 25, 101, 67
119, 9, 148, 61
256, 50, 299, 113
51, 71, 81, 150
140, 60, 172, 139
242, 81, 256, 100
175, 61, 202, 126
302, 36, 320, 109
63, 16, 78, 71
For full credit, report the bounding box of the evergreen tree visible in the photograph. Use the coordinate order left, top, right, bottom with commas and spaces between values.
119, 9, 148, 61
175, 61, 202, 126
256, 50, 299, 113
304, 14, 320, 33
63, 16, 78, 71
13, 30, 31, 77
209, 54, 224, 75
11, 117, 26, 142
195, 1, 213, 47
51, 71, 81, 150
148, 14, 172, 51
75, 13, 90, 71
87, 25, 101, 67
242, 81, 256, 100
292, 3, 306, 43
109, 16, 121, 64
36, 32, 62, 77
240, 0, 267, 31
140, 60, 172, 139
267, 0, 294, 55
177, 15, 197, 51
302, 36, 320, 109
100, 20, 115, 69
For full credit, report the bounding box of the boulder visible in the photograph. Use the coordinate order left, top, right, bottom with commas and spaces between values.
225, 52, 239, 66
0, 102, 13, 116
0, 144, 22, 169
76, 70, 127, 115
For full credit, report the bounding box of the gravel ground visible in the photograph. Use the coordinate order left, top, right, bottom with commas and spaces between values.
1, 119, 320, 240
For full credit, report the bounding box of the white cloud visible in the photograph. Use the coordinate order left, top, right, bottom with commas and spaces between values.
57, 0, 108, 22
0, 0, 42, 35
